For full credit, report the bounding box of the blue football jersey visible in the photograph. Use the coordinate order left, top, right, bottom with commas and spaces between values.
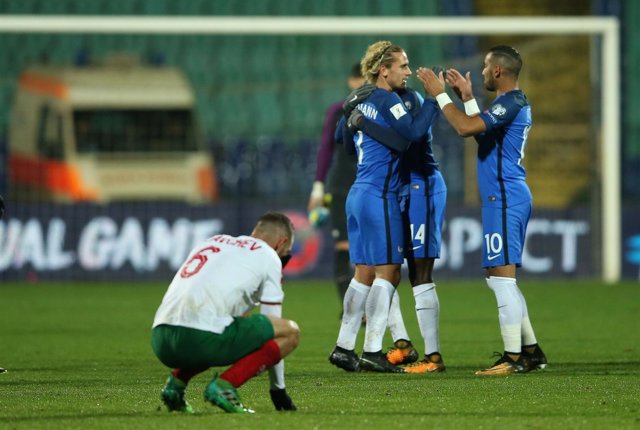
396, 89, 445, 196
351, 88, 434, 196
477, 89, 532, 208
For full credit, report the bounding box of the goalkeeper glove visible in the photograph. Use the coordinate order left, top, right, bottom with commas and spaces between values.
347, 109, 364, 132
270, 388, 297, 411
342, 83, 376, 117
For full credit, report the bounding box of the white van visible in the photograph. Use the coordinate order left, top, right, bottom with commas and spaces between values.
9, 63, 217, 203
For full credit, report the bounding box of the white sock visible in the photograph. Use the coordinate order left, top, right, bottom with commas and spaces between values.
515, 284, 538, 346
486, 276, 522, 354
363, 278, 396, 353
336, 279, 369, 350
387, 290, 410, 343
413, 282, 439, 355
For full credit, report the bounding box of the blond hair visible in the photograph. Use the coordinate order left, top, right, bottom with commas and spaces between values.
360, 41, 404, 84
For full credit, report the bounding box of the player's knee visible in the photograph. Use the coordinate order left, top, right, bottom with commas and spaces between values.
354, 265, 375, 285
392, 272, 401, 286
410, 259, 434, 286
411, 272, 433, 286
385, 269, 401, 287
286, 319, 300, 349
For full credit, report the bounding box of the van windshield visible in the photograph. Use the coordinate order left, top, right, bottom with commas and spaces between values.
73, 109, 198, 153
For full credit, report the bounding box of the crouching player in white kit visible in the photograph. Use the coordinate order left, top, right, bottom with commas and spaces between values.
151, 212, 300, 413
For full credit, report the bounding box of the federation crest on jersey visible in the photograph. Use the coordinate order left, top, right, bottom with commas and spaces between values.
389, 103, 407, 120
491, 104, 507, 116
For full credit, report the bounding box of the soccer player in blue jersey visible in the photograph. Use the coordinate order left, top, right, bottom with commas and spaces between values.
417, 45, 547, 375
347, 88, 448, 373
390, 89, 448, 373
328, 41, 438, 373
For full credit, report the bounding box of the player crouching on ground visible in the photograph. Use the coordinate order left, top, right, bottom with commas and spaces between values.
151, 212, 299, 413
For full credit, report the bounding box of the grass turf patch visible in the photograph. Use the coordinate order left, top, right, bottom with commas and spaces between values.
0, 279, 638, 429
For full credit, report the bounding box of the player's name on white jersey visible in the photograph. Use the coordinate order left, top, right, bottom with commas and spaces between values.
358, 103, 378, 120
210, 234, 263, 251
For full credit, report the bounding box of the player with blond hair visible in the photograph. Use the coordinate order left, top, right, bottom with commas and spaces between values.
344, 70, 449, 374
329, 41, 439, 373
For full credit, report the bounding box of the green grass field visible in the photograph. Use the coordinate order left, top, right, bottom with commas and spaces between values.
0, 279, 638, 429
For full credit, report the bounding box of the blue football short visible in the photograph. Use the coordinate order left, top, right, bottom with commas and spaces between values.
481, 200, 532, 268
346, 185, 405, 266
402, 182, 447, 260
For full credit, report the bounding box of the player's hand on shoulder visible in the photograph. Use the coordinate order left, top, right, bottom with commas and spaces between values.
342, 83, 376, 117
347, 108, 364, 132
270, 388, 297, 411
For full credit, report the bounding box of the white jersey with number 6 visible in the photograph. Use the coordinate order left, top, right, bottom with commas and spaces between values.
152, 234, 284, 334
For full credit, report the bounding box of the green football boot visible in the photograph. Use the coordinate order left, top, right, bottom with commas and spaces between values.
204, 374, 254, 414
160, 374, 194, 413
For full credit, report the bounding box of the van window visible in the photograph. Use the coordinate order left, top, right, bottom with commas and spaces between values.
73, 109, 197, 154
37, 105, 64, 159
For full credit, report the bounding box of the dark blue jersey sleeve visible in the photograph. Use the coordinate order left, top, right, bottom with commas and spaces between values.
380, 91, 439, 142
479, 92, 527, 131
359, 118, 411, 152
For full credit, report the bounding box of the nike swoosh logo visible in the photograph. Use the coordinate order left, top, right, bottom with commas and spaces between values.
412, 245, 423, 251
350, 95, 358, 102
487, 254, 501, 261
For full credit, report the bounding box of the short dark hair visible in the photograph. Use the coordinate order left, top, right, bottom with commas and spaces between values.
255, 212, 294, 241
489, 45, 523, 77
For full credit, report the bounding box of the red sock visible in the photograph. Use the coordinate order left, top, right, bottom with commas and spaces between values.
220, 339, 282, 388
173, 366, 208, 385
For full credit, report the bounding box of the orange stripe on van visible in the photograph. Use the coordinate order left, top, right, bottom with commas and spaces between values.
19, 73, 68, 99
198, 165, 219, 202
10, 154, 99, 201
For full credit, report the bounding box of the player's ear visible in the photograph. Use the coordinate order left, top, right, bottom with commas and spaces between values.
274, 236, 290, 255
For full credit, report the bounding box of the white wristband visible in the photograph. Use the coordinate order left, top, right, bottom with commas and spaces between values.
435, 92, 453, 110
464, 98, 481, 116
311, 181, 324, 199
